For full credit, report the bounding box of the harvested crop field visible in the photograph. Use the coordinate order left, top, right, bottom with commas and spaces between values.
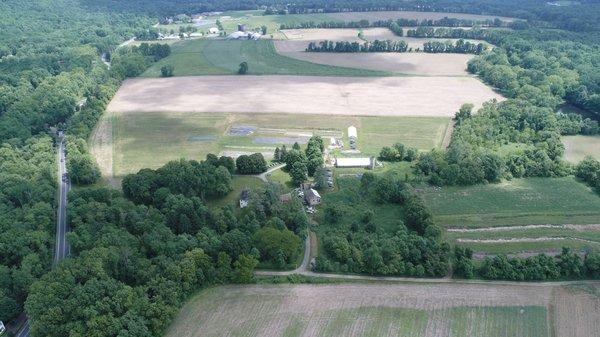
562, 135, 600, 163
274, 44, 474, 76
325, 10, 515, 22
279, 28, 491, 51
281, 28, 396, 41
107, 76, 502, 117
164, 283, 600, 337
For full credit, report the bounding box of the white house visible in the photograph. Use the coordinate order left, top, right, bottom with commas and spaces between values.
209, 27, 219, 34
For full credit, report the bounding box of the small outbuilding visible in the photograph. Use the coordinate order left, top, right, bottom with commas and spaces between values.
348, 126, 358, 149
239, 189, 250, 208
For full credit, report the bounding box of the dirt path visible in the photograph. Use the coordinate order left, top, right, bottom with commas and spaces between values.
256, 163, 286, 182
440, 119, 455, 149
456, 237, 600, 245
256, 234, 600, 287
448, 224, 600, 233
89, 111, 120, 188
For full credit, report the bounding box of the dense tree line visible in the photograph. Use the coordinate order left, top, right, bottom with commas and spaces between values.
0, 137, 56, 323
122, 157, 235, 205
26, 173, 307, 337
379, 143, 418, 162
415, 102, 570, 185
306, 39, 408, 53
236, 153, 267, 174
315, 172, 449, 276
422, 39, 487, 54
454, 247, 600, 281
279, 17, 508, 30
574, 157, 600, 194
274, 137, 324, 186
0, 0, 160, 325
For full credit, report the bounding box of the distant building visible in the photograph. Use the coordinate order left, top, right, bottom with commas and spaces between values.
239, 189, 250, 208
348, 126, 358, 149
209, 27, 219, 34
227, 31, 261, 40
335, 157, 376, 169
279, 193, 292, 203
238, 24, 246, 32
301, 183, 321, 206
75, 97, 88, 111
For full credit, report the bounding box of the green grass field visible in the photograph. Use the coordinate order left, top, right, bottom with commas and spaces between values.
562, 135, 600, 163
164, 284, 552, 337
422, 177, 600, 255
422, 177, 600, 228
113, 112, 448, 176
141, 39, 390, 77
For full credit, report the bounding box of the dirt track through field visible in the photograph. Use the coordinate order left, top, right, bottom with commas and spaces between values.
107, 75, 502, 117
448, 224, 600, 233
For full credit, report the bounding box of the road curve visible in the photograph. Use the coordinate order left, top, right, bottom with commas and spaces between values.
256, 231, 600, 288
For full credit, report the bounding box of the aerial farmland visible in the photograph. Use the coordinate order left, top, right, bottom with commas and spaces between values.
86, 6, 600, 337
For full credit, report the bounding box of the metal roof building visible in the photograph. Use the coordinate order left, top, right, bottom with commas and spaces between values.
335, 157, 375, 169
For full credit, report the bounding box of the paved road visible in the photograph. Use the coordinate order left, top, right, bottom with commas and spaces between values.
54, 138, 70, 263
13, 137, 70, 337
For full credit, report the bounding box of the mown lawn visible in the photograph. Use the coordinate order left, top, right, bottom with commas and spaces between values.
141, 39, 390, 77
422, 177, 600, 228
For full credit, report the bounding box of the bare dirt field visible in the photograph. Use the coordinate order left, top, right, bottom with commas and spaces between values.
282, 28, 396, 41
325, 10, 515, 22
107, 76, 502, 117
164, 282, 600, 337
279, 28, 490, 51
274, 44, 474, 75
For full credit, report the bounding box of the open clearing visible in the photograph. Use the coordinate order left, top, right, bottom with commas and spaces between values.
324, 11, 516, 22
109, 112, 448, 176
562, 135, 600, 163
164, 283, 599, 337
142, 40, 387, 77
108, 75, 502, 117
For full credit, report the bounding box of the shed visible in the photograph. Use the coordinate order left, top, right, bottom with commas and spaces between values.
239, 189, 250, 208
348, 126, 357, 139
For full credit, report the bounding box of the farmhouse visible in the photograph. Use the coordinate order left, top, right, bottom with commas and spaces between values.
239, 189, 250, 208
335, 157, 376, 169
208, 27, 219, 34
301, 183, 321, 206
